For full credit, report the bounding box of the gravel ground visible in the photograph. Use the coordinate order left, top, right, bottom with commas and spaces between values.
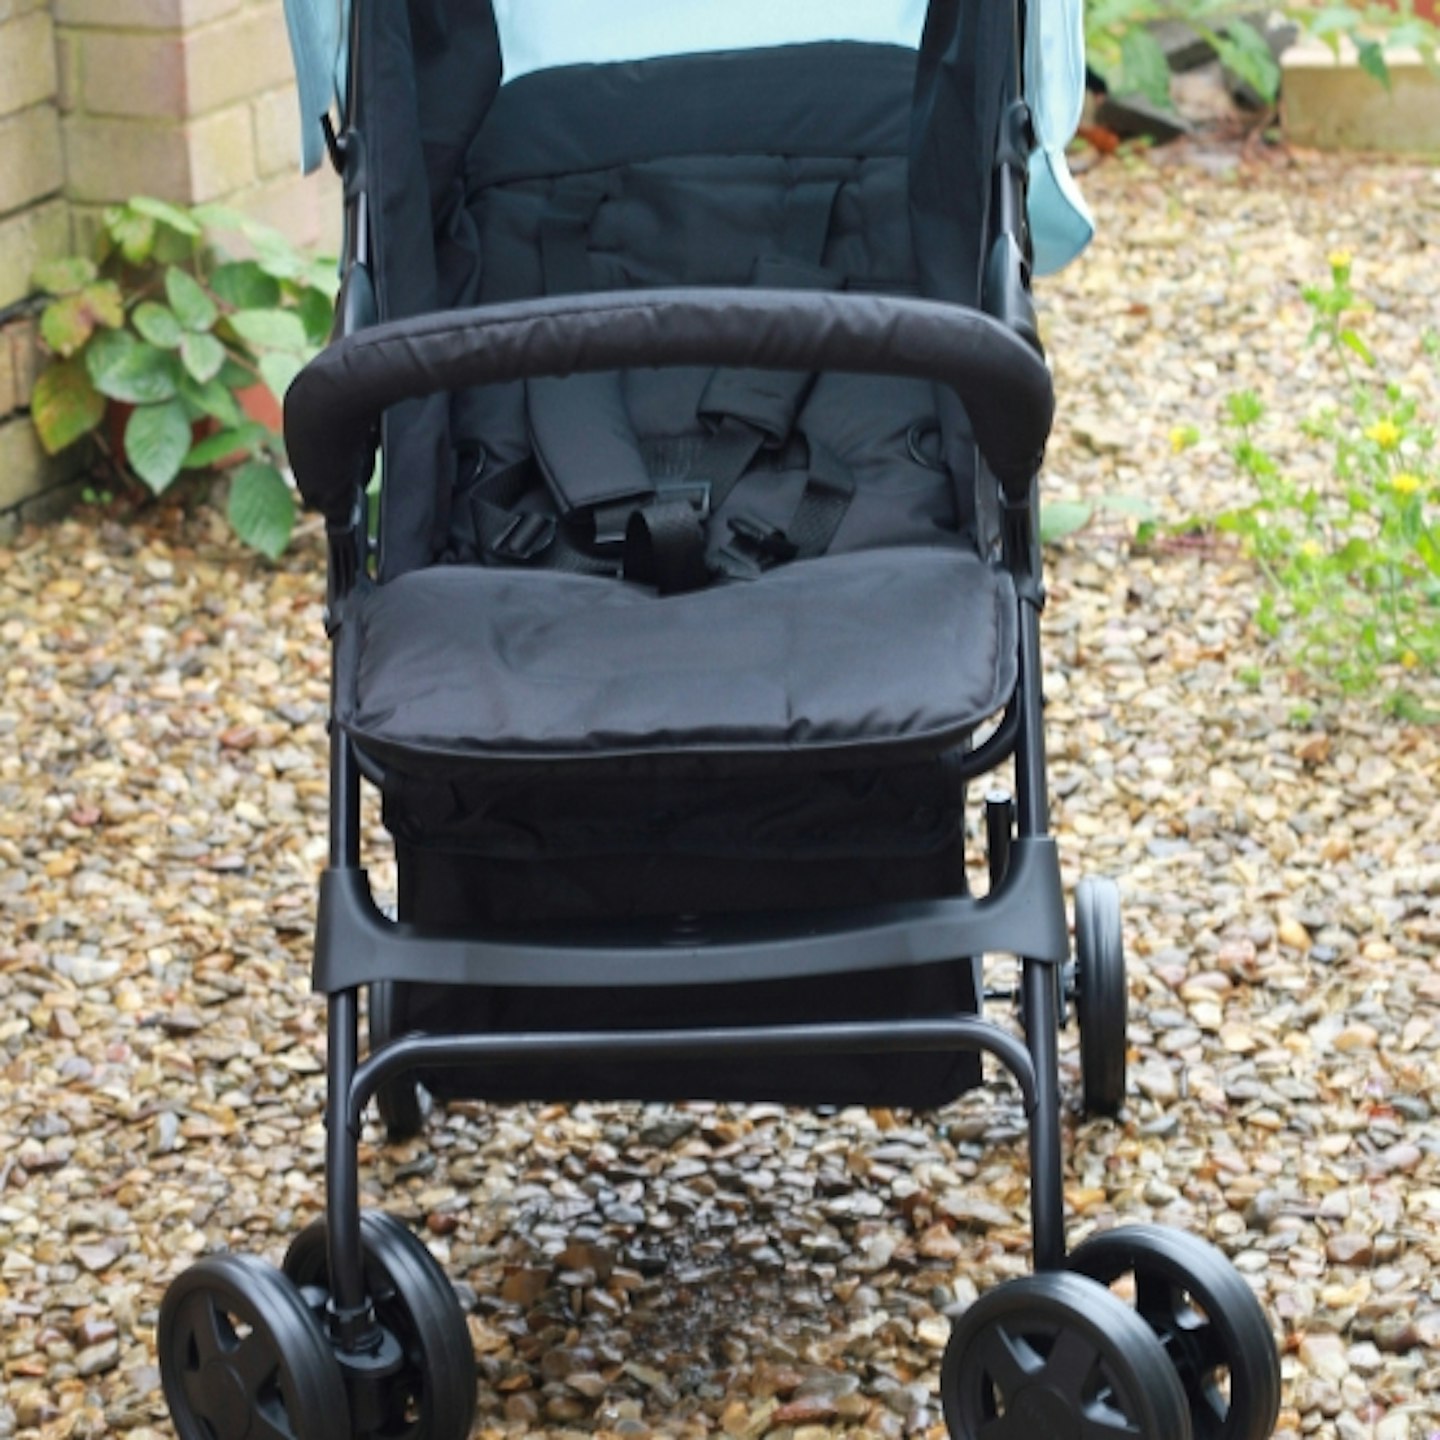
1, 146, 1439, 1440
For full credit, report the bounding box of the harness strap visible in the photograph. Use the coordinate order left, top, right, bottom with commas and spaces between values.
528, 183, 656, 518
719, 434, 857, 579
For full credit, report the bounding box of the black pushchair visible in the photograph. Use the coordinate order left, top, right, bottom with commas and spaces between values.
158, 3, 1282, 1438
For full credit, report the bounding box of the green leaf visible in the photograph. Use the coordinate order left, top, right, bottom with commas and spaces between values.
1040, 500, 1093, 544
1097, 495, 1159, 521
210, 260, 282, 311
295, 286, 335, 346
128, 195, 203, 237
1385, 691, 1440, 724
305, 257, 341, 300
1120, 27, 1173, 109
165, 266, 219, 332
86, 329, 181, 404
1356, 39, 1391, 88
1213, 20, 1281, 103
105, 206, 156, 265
179, 372, 242, 427
1339, 328, 1375, 367
251, 230, 307, 282
31, 359, 106, 454
41, 295, 96, 358
217, 358, 254, 392
134, 302, 184, 349
228, 461, 296, 560
123, 399, 193, 493
258, 350, 304, 405
229, 308, 309, 353
184, 421, 271, 470
32, 256, 97, 296
188, 202, 254, 234
179, 330, 227, 384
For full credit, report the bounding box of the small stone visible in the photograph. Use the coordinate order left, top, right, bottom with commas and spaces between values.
75, 1340, 120, 1378
1325, 1233, 1374, 1267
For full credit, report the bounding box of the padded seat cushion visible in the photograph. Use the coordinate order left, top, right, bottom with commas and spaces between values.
337, 547, 1016, 773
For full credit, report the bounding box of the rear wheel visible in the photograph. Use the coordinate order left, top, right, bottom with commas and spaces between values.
1074, 876, 1127, 1116
1068, 1225, 1281, 1440
285, 1211, 476, 1440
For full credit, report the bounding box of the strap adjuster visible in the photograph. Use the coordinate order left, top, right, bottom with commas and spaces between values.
724, 512, 798, 566
656, 479, 712, 520
493, 511, 557, 562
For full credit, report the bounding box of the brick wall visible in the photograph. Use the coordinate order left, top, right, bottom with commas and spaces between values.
1, 0, 73, 519
1, 0, 339, 528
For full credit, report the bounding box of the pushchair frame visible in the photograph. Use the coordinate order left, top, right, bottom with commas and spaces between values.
156, 5, 1284, 1438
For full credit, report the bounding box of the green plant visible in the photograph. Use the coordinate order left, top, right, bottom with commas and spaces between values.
31, 197, 337, 559
1211, 253, 1439, 707
1087, 1, 1439, 112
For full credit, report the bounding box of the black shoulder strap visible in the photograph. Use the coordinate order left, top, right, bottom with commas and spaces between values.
526, 183, 656, 519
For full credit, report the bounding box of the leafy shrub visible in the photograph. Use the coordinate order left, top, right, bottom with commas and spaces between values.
1209, 255, 1438, 712
31, 197, 336, 559
1087, 1, 1439, 112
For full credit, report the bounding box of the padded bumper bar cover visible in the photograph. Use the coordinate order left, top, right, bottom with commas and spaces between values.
285, 288, 1055, 523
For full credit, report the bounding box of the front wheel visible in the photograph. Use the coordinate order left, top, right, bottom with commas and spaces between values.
940, 1272, 1193, 1440
159, 1253, 351, 1440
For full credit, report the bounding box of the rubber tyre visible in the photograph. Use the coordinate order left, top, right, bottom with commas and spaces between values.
1075, 876, 1127, 1116
159, 1252, 350, 1440
1068, 1225, 1281, 1440
284, 1210, 476, 1440
941, 1271, 1193, 1440
369, 981, 427, 1141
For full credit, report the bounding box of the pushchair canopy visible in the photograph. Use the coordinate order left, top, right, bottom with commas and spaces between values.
283, 0, 1093, 274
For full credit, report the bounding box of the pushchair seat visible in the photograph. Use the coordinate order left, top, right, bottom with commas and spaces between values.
339, 547, 1017, 774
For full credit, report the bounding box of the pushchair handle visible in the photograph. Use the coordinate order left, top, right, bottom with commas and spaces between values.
285, 288, 1055, 523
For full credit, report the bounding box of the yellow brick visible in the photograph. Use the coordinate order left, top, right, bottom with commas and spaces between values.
0, 199, 70, 309
0, 324, 17, 417
0, 12, 58, 118
231, 172, 340, 254
0, 413, 85, 513
75, 30, 186, 119
252, 84, 300, 178
0, 0, 49, 22
9, 315, 40, 409
186, 103, 258, 201
184, 4, 293, 116
62, 115, 191, 202
0, 105, 64, 216
53, 0, 239, 27
54, 29, 79, 113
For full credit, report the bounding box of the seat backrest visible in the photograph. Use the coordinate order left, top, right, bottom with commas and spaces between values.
441, 27, 972, 574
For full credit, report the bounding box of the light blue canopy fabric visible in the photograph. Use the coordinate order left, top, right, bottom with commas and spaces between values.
283, 0, 1092, 273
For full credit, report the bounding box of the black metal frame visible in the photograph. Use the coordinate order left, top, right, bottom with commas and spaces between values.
310, 0, 1069, 1403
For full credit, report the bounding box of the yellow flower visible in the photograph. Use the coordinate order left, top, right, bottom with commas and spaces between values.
1402, 650, 1420, 670
1365, 419, 1402, 451
1300, 539, 1325, 559
1327, 249, 1353, 273
1169, 425, 1198, 454
1392, 472, 1422, 496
